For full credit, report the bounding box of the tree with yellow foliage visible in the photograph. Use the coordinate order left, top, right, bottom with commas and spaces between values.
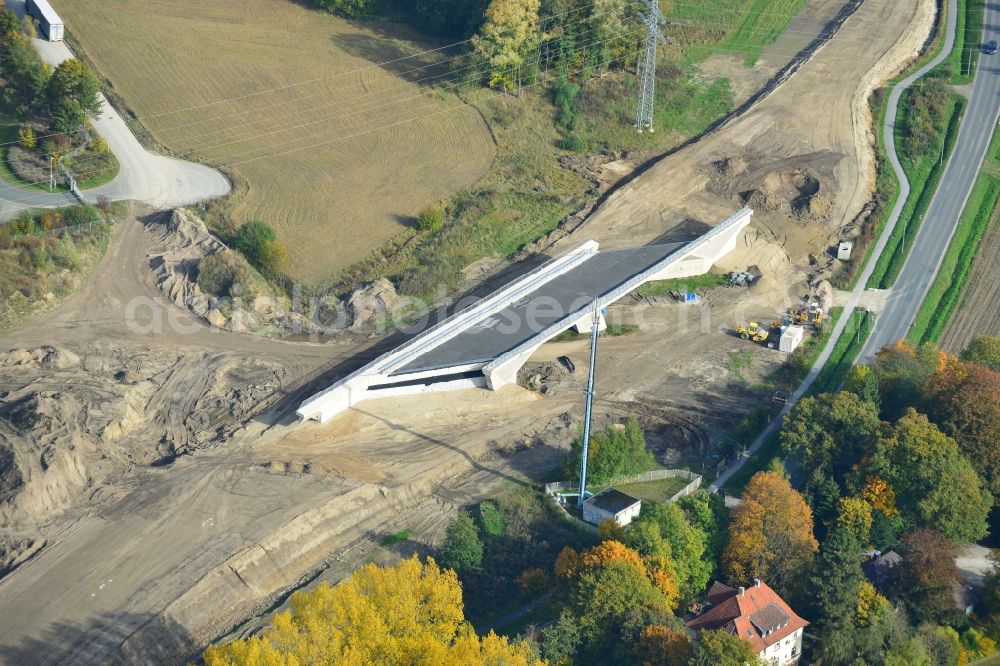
203, 556, 541, 666
472, 0, 540, 92
722, 472, 817, 600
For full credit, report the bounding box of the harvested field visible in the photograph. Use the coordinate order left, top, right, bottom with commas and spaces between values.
939, 205, 1000, 352
55, 0, 495, 285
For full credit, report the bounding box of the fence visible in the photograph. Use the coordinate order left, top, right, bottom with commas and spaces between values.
545, 468, 702, 504
1, 219, 106, 240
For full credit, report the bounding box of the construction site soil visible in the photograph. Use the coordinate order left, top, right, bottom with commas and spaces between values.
0, 0, 937, 662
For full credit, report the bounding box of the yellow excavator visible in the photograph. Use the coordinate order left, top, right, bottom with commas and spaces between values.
790, 303, 824, 329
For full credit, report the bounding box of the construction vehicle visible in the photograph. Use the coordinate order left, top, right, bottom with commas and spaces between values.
790, 302, 823, 329
736, 321, 770, 342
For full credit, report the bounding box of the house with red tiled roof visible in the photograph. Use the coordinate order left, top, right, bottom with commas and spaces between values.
686, 579, 808, 665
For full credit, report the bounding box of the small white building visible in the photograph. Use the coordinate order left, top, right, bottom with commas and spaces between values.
837, 241, 853, 261
582, 488, 641, 526
779, 325, 804, 353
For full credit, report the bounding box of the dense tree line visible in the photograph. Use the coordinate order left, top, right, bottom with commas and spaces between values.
0, 9, 101, 134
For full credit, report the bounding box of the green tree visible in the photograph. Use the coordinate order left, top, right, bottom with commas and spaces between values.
312, 0, 379, 18
872, 341, 943, 419
562, 416, 656, 485
0, 8, 19, 36
412, 0, 487, 37
781, 391, 882, 487
844, 365, 881, 409
563, 541, 679, 660
232, 220, 277, 267
439, 513, 483, 572
472, 0, 540, 92
677, 490, 728, 562
46, 59, 101, 121
629, 502, 711, 601
811, 525, 865, 665
961, 335, 1000, 372
539, 610, 580, 666
871, 409, 991, 543
689, 629, 761, 666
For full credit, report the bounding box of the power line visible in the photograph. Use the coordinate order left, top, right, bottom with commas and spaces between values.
0, 4, 943, 151
0, 2, 942, 198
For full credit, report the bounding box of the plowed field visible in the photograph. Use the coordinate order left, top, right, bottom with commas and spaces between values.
56, 0, 495, 285
940, 205, 1000, 352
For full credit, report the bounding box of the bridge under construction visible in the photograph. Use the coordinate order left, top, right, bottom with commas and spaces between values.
298, 207, 754, 423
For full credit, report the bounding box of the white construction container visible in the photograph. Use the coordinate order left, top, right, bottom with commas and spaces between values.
779, 325, 804, 353
837, 241, 853, 261
25, 0, 64, 41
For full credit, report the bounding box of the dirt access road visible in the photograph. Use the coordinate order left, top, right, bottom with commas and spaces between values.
0, 0, 231, 221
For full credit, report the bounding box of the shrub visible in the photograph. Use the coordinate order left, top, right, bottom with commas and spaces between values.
552, 74, 580, 131
417, 206, 445, 233
257, 239, 289, 274
61, 204, 98, 227
89, 136, 109, 154
18, 125, 35, 149
232, 220, 276, 267
52, 234, 80, 270
556, 133, 584, 152
197, 250, 253, 298
478, 500, 505, 537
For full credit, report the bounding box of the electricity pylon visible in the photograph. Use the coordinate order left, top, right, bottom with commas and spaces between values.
635, 0, 666, 132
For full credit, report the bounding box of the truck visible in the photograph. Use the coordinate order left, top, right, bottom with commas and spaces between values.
25, 0, 64, 42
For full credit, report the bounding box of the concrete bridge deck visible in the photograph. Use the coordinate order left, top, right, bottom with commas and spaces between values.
297, 207, 754, 423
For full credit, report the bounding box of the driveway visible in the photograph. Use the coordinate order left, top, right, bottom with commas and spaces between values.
0, 0, 230, 218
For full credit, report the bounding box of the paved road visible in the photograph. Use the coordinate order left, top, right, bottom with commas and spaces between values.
0, 0, 230, 219
861, 0, 1000, 359
713, 0, 964, 490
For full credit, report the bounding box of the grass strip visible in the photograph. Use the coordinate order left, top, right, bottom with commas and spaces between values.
910, 177, 1000, 343
722, 430, 781, 495
379, 530, 411, 547
809, 309, 875, 394
635, 272, 730, 297
868, 93, 967, 288
721, 0, 809, 66
909, 121, 1000, 342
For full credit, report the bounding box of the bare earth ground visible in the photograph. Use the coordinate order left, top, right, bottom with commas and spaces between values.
54, 0, 495, 285
939, 206, 1000, 352
555, 0, 935, 306
0, 0, 936, 662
